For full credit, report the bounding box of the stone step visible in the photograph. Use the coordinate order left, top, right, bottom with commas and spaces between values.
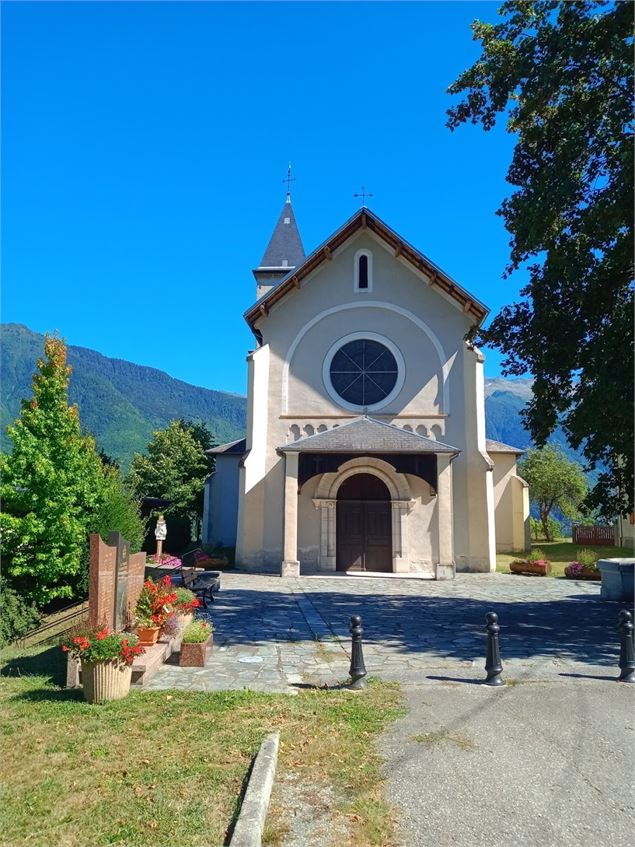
131, 635, 178, 686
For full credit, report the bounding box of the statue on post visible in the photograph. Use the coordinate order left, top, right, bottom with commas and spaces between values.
154, 514, 167, 561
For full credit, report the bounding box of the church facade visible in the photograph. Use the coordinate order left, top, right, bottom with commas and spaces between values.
203, 194, 530, 577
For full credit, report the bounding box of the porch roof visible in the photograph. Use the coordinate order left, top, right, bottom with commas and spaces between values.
277, 416, 460, 455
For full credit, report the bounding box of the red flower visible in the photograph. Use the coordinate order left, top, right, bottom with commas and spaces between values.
61, 645, 69, 652
95, 627, 109, 641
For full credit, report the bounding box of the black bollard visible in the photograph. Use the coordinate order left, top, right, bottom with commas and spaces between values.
484, 611, 504, 686
348, 614, 367, 689
617, 610, 635, 683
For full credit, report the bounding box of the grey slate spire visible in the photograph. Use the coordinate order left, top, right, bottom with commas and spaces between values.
253, 192, 305, 297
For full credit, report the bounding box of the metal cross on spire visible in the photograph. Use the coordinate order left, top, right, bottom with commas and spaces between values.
282, 162, 296, 201
354, 185, 373, 207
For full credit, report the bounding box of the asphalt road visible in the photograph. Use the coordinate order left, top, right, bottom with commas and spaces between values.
380, 679, 635, 847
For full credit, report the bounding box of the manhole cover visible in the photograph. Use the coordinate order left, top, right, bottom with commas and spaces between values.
238, 656, 264, 664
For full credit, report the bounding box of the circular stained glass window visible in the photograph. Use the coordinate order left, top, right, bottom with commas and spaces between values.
328, 338, 400, 407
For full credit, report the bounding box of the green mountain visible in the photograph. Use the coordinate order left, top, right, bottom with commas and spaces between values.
1, 324, 247, 469
1, 324, 585, 476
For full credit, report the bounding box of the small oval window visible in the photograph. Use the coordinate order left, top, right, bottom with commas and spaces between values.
358, 254, 369, 289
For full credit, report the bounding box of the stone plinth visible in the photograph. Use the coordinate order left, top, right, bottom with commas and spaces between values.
598, 558, 635, 601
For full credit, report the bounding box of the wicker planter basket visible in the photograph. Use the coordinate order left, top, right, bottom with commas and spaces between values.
564, 565, 601, 581
81, 660, 132, 704
179, 634, 213, 667
510, 560, 551, 576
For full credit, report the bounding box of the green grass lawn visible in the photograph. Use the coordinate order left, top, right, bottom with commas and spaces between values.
0, 644, 404, 847
496, 539, 634, 578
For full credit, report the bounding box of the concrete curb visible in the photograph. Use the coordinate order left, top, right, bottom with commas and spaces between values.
230, 731, 280, 847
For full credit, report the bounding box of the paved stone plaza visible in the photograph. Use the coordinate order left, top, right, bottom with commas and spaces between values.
146, 571, 632, 692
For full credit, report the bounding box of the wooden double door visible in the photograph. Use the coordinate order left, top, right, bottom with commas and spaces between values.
336, 474, 392, 572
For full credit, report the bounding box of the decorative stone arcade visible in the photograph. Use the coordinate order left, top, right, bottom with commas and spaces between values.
280, 451, 457, 579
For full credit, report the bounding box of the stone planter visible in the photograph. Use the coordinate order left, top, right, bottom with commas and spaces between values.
81, 660, 132, 704
510, 560, 551, 576
137, 625, 160, 646
179, 634, 213, 667
176, 612, 194, 632
171, 612, 194, 650
599, 559, 635, 601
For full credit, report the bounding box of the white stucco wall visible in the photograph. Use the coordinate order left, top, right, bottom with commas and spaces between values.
236, 228, 495, 574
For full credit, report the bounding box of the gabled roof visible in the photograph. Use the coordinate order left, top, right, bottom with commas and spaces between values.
245, 207, 489, 327
278, 416, 460, 455
253, 197, 305, 275
485, 438, 525, 456
206, 437, 246, 455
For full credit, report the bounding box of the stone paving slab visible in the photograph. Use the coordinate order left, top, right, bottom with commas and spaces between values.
145, 572, 633, 693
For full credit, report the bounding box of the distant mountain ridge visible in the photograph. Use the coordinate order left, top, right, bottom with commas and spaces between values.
1, 323, 581, 471
1, 324, 246, 468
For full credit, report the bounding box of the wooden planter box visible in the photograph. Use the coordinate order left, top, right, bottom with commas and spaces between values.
179, 634, 213, 667
510, 560, 551, 576
564, 565, 601, 581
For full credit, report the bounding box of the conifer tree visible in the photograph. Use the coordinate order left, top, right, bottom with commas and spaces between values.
0, 334, 104, 604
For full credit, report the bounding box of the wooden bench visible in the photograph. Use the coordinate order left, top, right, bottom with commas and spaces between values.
179, 566, 221, 608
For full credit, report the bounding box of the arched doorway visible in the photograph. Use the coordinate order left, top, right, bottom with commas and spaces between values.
336, 473, 392, 572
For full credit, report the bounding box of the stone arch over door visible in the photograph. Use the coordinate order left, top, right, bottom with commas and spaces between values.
313, 457, 414, 572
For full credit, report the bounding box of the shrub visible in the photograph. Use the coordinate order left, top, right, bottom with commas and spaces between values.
577, 548, 599, 567
92, 468, 146, 554
528, 548, 548, 563
182, 620, 212, 644
0, 582, 41, 648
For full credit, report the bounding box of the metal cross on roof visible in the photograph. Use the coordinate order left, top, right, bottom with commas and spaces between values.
354, 185, 374, 207
282, 162, 296, 197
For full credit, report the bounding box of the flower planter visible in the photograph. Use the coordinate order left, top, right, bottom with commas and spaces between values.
510, 560, 551, 576
81, 660, 132, 704
136, 625, 160, 646
179, 634, 213, 667
564, 564, 601, 580
176, 612, 194, 633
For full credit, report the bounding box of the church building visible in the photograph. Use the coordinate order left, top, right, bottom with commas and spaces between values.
203, 189, 530, 577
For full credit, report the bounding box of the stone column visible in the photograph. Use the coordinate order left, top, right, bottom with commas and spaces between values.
281, 452, 300, 577
314, 499, 337, 571
391, 500, 411, 573
436, 454, 455, 580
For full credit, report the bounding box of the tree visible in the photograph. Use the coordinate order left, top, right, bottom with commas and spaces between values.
91, 466, 146, 556
447, 1, 633, 519
177, 419, 217, 455
127, 421, 210, 544
0, 335, 105, 604
519, 447, 588, 541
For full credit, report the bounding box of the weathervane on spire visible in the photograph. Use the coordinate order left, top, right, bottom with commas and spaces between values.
354, 185, 373, 207
282, 162, 296, 202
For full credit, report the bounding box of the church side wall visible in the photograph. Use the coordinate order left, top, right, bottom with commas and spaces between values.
203, 455, 241, 548
492, 453, 516, 552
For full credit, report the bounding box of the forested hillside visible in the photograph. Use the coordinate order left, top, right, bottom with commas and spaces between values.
1, 324, 246, 468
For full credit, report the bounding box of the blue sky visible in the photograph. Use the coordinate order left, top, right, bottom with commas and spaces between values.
2, 1, 525, 395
